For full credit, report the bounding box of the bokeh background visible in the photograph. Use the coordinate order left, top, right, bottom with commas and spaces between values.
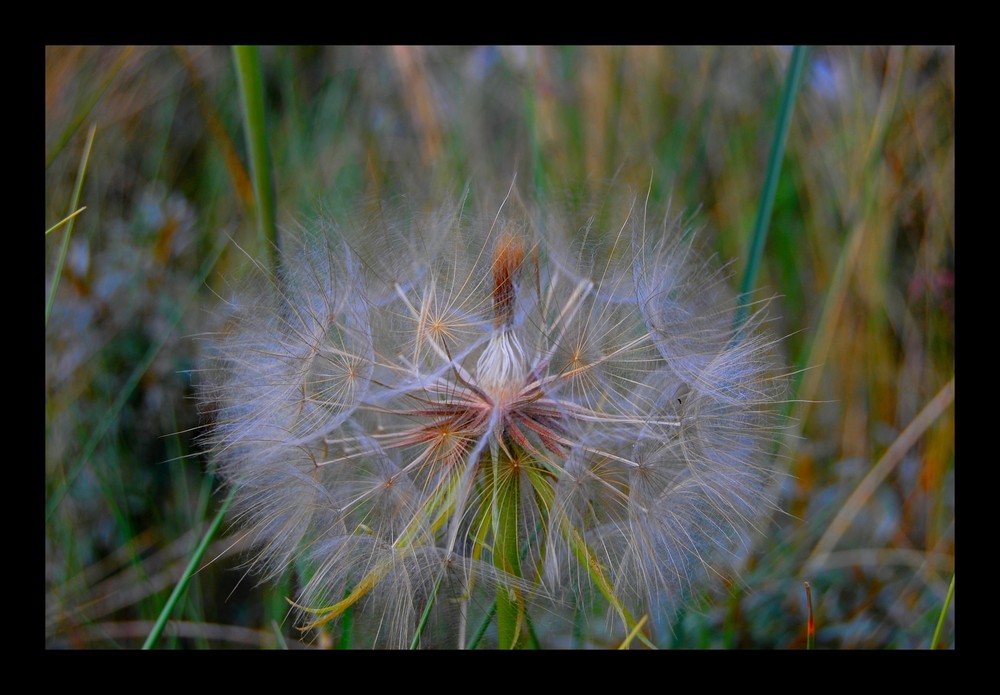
44, 45, 954, 649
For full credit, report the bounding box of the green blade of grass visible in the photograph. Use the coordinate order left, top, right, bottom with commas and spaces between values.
494, 471, 524, 649
930, 573, 955, 649
736, 45, 807, 327
45, 207, 86, 236
143, 486, 236, 649
46, 124, 96, 327
467, 602, 497, 650
232, 46, 279, 272
467, 513, 544, 650
409, 567, 446, 649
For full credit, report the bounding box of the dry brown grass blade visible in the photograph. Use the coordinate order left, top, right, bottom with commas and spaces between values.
804, 377, 954, 571
391, 46, 443, 168
46, 530, 250, 636
173, 46, 255, 208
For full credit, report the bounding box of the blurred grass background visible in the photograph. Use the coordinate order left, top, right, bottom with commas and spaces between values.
44, 45, 954, 649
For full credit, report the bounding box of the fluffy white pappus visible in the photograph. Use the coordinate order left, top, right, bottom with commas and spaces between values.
199, 188, 787, 646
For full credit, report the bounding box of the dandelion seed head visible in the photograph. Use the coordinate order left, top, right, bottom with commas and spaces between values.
199, 185, 787, 645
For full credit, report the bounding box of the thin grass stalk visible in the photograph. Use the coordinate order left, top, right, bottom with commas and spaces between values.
805, 377, 955, 569
143, 51, 283, 648
930, 573, 955, 649
736, 45, 807, 327
805, 581, 815, 650
409, 567, 446, 649
233, 46, 279, 270
46, 124, 96, 327
45, 207, 86, 236
143, 486, 237, 649
467, 602, 497, 650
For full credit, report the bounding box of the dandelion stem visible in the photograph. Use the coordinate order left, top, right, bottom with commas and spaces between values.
930, 574, 955, 649
494, 459, 525, 649
143, 486, 236, 649
467, 512, 545, 650
233, 45, 279, 273
736, 45, 807, 328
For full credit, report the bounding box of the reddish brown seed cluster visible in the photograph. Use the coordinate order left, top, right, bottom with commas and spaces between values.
491, 226, 526, 328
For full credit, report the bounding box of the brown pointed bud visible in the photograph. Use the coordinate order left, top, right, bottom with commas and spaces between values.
491, 225, 526, 328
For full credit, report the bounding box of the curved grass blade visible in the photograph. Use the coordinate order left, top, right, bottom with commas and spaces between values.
45, 207, 86, 236
931, 573, 955, 649
409, 567, 446, 649
143, 486, 236, 649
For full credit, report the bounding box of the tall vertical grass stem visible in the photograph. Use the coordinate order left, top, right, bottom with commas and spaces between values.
233, 46, 279, 271
143, 487, 237, 649
46, 123, 96, 327
930, 573, 955, 649
736, 45, 807, 327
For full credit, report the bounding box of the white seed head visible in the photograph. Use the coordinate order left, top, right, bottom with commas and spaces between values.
199, 188, 787, 646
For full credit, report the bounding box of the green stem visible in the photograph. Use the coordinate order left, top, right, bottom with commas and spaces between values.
930, 573, 955, 649
494, 469, 524, 649
409, 568, 446, 649
337, 590, 354, 649
736, 45, 807, 328
46, 124, 96, 327
466, 515, 543, 649
232, 45, 279, 273
467, 602, 497, 650
143, 486, 236, 649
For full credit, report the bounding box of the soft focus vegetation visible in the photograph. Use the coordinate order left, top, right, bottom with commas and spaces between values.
45, 45, 954, 649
